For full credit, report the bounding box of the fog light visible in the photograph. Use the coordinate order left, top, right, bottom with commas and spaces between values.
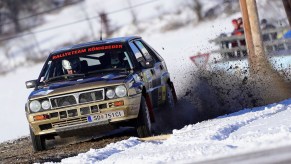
33, 114, 49, 121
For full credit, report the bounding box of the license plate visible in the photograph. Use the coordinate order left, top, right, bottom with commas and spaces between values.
88, 110, 125, 122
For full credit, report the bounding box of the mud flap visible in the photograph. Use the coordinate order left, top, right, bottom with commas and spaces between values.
169, 81, 178, 104
145, 94, 155, 123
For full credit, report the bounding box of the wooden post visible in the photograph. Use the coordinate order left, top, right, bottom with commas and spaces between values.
240, 0, 270, 73
282, 0, 291, 26
245, 0, 270, 72
239, 0, 291, 103
239, 0, 255, 73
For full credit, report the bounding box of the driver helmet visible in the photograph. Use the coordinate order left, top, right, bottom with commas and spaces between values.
62, 59, 72, 70
62, 58, 80, 73
111, 53, 121, 65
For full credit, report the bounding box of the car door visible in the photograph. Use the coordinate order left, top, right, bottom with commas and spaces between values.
132, 40, 166, 108
128, 41, 158, 107
140, 40, 169, 106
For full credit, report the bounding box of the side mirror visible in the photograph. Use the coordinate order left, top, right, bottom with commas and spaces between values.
25, 80, 37, 89
140, 60, 154, 68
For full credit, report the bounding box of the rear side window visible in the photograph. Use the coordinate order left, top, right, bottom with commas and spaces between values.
134, 41, 153, 61
129, 42, 145, 62
142, 41, 163, 62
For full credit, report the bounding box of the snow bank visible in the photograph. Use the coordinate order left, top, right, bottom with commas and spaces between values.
0, 64, 43, 142
53, 99, 291, 164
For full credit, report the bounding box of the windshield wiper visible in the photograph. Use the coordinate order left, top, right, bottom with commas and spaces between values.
87, 68, 128, 75
45, 74, 85, 83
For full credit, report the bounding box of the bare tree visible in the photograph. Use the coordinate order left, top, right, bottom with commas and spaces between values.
3, 0, 22, 32
0, 0, 57, 34
80, 3, 95, 40
0, 0, 39, 33
0, 12, 3, 34
191, 0, 203, 22
127, 0, 139, 28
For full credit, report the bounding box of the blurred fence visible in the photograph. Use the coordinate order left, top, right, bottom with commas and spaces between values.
209, 26, 291, 60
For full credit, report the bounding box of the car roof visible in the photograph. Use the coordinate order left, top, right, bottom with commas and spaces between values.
49, 36, 141, 57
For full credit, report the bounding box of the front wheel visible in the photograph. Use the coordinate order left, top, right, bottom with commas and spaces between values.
30, 127, 46, 152
136, 96, 152, 138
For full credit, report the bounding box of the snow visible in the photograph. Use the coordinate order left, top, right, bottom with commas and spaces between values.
0, 63, 43, 142
52, 99, 291, 164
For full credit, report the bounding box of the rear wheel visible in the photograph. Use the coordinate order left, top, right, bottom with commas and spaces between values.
136, 97, 152, 138
30, 127, 46, 152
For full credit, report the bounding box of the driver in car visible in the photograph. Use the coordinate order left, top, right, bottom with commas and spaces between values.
62, 59, 80, 75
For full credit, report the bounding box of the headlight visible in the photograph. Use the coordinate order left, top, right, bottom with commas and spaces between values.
30, 100, 41, 112
41, 100, 51, 110
106, 89, 115, 99
115, 85, 127, 98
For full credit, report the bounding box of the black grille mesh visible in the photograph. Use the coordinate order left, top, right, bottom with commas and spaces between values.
79, 90, 103, 103
51, 95, 77, 108
50, 90, 103, 108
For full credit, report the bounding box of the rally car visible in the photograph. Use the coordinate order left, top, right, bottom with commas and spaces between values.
25, 36, 177, 152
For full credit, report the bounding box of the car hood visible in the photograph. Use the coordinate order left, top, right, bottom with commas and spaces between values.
29, 72, 130, 100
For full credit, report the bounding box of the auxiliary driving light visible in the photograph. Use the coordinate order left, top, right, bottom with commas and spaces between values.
41, 100, 51, 110
106, 89, 115, 99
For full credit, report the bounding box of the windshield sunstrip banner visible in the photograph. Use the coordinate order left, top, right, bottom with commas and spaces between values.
52, 44, 123, 60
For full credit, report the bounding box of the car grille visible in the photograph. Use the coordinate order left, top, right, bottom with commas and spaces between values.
79, 90, 103, 103
52, 117, 88, 128
51, 95, 77, 108
50, 89, 104, 108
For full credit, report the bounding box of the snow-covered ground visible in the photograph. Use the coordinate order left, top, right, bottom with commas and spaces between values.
0, 63, 43, 142
49, 99, 291, 163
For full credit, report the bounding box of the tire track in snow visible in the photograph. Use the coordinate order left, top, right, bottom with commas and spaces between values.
170, 101, 291, 143
210, 103, 289, 141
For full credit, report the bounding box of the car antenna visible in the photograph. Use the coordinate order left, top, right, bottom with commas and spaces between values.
100, 16, 103, 41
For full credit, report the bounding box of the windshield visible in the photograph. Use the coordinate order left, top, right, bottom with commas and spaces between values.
39, 44, 133, 83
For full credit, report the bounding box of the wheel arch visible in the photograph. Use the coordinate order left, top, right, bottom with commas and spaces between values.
142, 87, 155, 123
166, 79, 178, 104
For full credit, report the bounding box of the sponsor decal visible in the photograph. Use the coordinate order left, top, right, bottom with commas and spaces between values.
101, 74, 115, 79
133, 74, 141, 82
33, 89, 54, 96
52, 44, 123, 60
52, 49, 87, 60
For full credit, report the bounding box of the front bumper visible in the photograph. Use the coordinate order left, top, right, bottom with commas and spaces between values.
28, 94, 141, 136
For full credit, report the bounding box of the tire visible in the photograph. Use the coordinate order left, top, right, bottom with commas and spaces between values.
165, 82, 178, 110
136, 96, 152, 138
30, 127, 46, 152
